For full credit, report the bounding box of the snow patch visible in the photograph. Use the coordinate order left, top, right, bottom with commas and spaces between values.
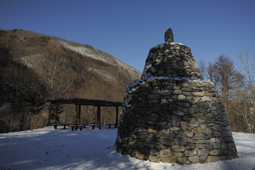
59, 40, 141, 80
0, 127, 255, 170
19, 53, 43, 68
92, 69, 117, 82
59, 40, 108, 62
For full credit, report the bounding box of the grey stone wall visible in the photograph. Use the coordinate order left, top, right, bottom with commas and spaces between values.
115, 40, 238, 164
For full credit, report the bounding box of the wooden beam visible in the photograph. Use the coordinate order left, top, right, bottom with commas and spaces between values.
74, 104, 77, 130
47, 98, 122, 106
54, 104, 57, 129
115, 106, 119, 128
97, 104, 101, 129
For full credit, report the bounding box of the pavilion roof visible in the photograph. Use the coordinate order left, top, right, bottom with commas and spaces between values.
47, 98, 123, 106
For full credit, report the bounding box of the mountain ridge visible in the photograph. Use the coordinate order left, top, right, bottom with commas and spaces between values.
0, 29, 141, 132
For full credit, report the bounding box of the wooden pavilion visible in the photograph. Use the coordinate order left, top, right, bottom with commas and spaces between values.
47, 98, 122, 130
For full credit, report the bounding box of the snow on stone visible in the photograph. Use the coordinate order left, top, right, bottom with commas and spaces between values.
118, 79, 144, 126
170, 42, 185, 46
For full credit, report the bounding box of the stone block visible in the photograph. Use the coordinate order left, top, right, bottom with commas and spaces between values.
193, 127, 202, 133
149, 149, 158, 155
161, 156, 177, 163
161, 134, 175, 140
214, 131, 222, 137
205, 156, 226, 163
192, 92, 204, 96
184, 130, 193, 137
188, 156, 199, 163
177, 157, 187, 164
185, 149, 197, 157
196, 144, 207, 149
146, 137, 157, 143
147, 143, 156, 149
161, 90, 172, 95
173, 152, 183, 157
213, 125, 222, 132
194, 133, 204, 139
159, 149, 172, 158
136, 152, 148, 160
173, 90, 182, 94
199, 156, 207, 163
147, 115, 158, 122
175, 136, 187, 146
149, 155, 159, 162
172, 145, 186, 152
222, 143, 230, 150
158, 139, 172, 146
222, 131, 231, 137
209, 149, 224, 156
188, 138, 196, 143
178, 94, 186, 101
198, 149, 209, 156
169, 120, 180, 127
170, 127, 181, 131
148, 128, 158, 134
201, 96, 211, 102
173, 110, 185, 116
213, 143, 221, 149
181, 122, 187, 130
198, 140, 211, 144
187, 143, 196, 149
156, 122, 168, 126
148, 94, 160, 99
182, 87, 192, 91
190, 119, 200, 127
186, 96, 201, 104
204, 128, 213, 135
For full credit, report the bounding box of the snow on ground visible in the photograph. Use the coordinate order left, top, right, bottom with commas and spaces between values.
0, 126, 255, 170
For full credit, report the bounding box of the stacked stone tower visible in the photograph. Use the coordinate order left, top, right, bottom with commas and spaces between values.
115, 28, 238, 164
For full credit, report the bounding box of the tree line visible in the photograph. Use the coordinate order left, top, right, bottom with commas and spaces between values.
198, 49, 255, 133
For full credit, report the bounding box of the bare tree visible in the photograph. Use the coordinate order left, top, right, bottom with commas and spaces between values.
198, 59, 207, 80
235, 48, 255, 133
207, 61, 219, 86
36, 47, 73, 99
209, 55, 245, 99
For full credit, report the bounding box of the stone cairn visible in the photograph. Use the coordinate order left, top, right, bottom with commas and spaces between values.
115, 28, 238, 164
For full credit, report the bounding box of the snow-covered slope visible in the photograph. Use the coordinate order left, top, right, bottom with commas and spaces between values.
0, 127, 254, 170
59, 40, 141, 81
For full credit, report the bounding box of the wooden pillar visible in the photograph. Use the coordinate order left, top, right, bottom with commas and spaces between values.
97, 104, 101, 129
48, 103, 51, 126
115, 106, 119, 128
78, 105, 81, 124
54, 104, 58, 129
74, 104, 77, 131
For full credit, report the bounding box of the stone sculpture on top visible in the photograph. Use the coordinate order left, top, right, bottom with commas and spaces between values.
164, 28, 174, 43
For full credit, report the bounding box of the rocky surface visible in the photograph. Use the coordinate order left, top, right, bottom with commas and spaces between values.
115, 29, 238, 164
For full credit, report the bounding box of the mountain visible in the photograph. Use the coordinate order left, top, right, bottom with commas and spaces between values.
0, 29, 141, 132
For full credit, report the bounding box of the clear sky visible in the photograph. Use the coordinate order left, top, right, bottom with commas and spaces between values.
1, 0, 254, 73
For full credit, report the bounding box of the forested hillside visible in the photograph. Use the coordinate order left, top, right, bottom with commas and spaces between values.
0, 29, 141, 133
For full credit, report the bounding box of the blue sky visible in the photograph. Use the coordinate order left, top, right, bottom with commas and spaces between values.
0, 0, 254, 73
